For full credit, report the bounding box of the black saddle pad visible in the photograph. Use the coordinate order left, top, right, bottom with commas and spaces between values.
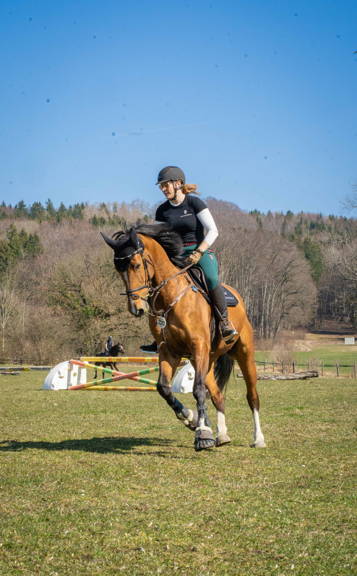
223, 286, 239, 307
188, 267, 239, 307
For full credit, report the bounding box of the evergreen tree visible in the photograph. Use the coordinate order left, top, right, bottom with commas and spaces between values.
29, 201, 45, 221
302, 237, 324, 282
14, 200, 28, 218
46, 199, 56, 219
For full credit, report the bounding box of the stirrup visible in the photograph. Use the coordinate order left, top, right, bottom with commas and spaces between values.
221, 323, 238, 344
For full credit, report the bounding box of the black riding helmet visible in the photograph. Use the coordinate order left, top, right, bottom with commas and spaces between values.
156, 166, 185, 185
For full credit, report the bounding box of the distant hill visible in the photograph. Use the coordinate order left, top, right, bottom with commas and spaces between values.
0, 197, 355, 363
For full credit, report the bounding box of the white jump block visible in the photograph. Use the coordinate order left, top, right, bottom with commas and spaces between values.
43, 361, 87, 390
171, 361, 195, 393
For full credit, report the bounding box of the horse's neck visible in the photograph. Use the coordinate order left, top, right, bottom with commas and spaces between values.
144, 238, 184, 290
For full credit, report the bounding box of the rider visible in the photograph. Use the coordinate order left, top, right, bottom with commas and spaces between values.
105, 336, 113, 355
140, 165, 238, 353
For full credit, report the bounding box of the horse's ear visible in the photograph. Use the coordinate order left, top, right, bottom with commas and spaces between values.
129, 228, 141, 249
100, 232, 117, 250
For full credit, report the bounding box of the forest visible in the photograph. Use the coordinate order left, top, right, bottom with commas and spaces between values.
0, 198, 356, 364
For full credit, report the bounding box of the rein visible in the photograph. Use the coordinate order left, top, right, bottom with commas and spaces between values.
122, 249, 196, 319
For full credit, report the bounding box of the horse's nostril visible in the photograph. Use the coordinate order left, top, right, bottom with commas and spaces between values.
138, 309, 144, 317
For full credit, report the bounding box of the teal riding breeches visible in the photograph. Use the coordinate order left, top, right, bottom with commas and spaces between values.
183, 245, 219, 290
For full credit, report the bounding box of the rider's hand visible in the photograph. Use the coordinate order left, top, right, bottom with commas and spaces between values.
185, 250, 203, 266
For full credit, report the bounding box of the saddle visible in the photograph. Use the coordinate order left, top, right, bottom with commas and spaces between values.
187, 266, 238, 349
188, 266, 239, 308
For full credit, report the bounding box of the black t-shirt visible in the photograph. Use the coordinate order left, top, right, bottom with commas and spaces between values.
155, 195, 207, 245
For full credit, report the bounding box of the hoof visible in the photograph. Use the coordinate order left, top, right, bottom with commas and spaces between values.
177, 408, 198, 431
250, 440, 266, 448
216, 433, 231, 447
185, 409, 198, 431
194, 427, 215, 451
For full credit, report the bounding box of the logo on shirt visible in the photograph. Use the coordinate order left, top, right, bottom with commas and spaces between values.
180, 209, 193, 218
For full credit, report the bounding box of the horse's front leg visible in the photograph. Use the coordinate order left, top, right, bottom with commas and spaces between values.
192, 351, 216, 451
157, 344, 198, 431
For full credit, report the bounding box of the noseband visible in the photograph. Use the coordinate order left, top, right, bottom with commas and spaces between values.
116, 247, 153, 299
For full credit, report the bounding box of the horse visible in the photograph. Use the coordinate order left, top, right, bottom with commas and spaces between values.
101, 224, 265, 451
93, 338, 125, 379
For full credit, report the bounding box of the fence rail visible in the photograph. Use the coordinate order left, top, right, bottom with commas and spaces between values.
256, 360, 357, 379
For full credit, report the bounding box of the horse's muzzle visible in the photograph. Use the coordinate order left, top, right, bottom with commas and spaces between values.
130, 307, 145, 317
128, 298, 148, 317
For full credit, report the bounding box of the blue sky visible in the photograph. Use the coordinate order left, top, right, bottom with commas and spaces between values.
1, 0, 356, 216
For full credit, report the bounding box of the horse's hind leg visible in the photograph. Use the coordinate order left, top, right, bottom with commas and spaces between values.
205, 367, 231, 447
232, 331, 266, 448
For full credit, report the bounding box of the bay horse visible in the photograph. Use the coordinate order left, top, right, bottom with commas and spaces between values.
94, 338, 125, 379
102, 224, 265, 451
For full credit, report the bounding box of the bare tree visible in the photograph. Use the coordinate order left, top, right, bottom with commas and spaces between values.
217, 228, 316, 340
342, 186, 357, 213
319, 239, 357, 328
0, 275, 20, 357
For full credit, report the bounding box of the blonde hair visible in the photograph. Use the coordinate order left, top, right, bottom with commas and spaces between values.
181, 184, 199, 195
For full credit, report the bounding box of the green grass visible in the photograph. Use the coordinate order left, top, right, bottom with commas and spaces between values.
255, 344, 357, 364
292, 345, 357, 365
0, 371, 356, 575
255, 343, 357, 377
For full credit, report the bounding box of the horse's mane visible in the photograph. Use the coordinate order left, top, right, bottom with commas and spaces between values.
112, 223, 185, 264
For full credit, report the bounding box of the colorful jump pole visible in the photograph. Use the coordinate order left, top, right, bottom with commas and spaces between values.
80, 356, 160, 364
65, 356, 187, 392
85, 385, 157, 391
72, 359, 158, 381
68, 359, 159, 390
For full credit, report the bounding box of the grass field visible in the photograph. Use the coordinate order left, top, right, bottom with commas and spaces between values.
255, 338, 357, 378
0, 370, 356, 576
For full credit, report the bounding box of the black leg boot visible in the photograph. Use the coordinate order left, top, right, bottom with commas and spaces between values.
210, 285, 238, 344
140, 341, 158, 353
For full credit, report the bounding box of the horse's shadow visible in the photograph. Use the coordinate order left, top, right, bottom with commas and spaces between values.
0, 436, 184, 456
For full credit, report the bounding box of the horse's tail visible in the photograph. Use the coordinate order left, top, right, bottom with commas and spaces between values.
214, 354, 234, 391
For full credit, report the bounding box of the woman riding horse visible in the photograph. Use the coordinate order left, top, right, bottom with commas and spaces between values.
101, 166, 265, 452
141, 166, 237, 353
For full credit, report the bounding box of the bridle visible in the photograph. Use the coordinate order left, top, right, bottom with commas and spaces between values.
114, 246, 151, 299
116, 244, 196, 317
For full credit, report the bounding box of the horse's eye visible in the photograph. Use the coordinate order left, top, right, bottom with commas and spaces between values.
132, 262, 141, 271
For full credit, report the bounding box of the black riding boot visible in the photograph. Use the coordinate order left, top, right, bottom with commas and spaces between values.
140, 341, 158, 353
210, 285, 238, 343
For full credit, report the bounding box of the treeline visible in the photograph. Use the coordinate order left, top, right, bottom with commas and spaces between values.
0, 199, 151, 227
209, 199, 356, 338
0, 198, 355, 364
0, 200, 86, 222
